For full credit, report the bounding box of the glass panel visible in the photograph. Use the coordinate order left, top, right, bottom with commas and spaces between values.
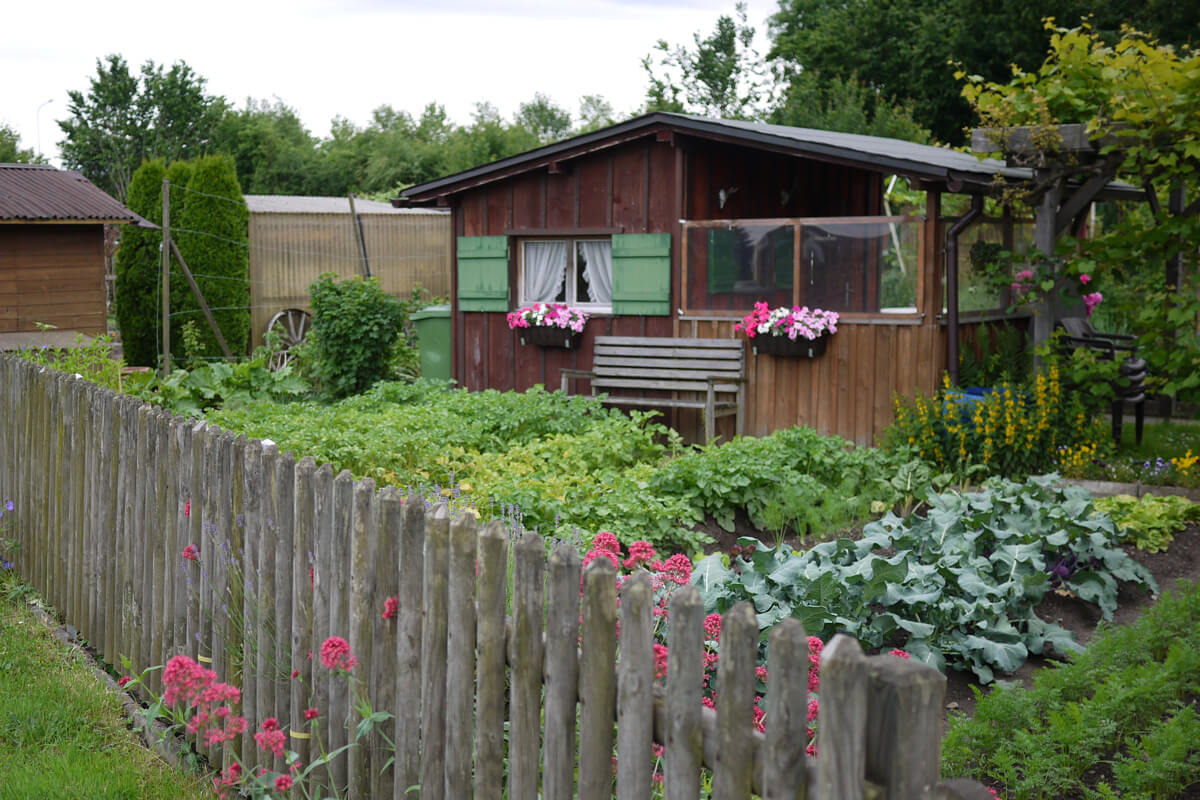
685, 219, 922, 313
952, 220, 1034, 312
686, 224, 795, 312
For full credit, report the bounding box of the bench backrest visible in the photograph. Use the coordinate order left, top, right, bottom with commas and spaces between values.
590, 336, 745, 394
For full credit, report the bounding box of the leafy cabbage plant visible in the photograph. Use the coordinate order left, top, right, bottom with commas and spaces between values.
692, 474, 1158, 682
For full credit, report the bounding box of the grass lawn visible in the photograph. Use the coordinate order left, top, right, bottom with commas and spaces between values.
0, 587, 212, 800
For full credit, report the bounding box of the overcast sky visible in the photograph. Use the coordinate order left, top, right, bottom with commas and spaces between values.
5, 0, 779, 167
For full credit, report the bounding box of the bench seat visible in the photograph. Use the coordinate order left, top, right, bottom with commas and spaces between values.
561, 336, 745, 443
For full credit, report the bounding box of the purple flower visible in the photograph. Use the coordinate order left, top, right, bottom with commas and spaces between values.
4, 500, 12, 512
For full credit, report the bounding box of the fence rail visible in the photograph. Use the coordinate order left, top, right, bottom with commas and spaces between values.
0, 355, 991, 800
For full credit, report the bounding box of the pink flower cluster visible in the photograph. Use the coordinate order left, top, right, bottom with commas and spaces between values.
162, 655, 246, 748
734, 302, 839, 341
382, 595, 399, 620
505, 302, 590, 332
582, 533, 693, 623
320, 635, 357, 672
181, 544, 199, 562
1082, 291, 1103, 317
254, 717, 286, 759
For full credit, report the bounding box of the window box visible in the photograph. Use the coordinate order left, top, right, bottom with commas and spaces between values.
751, 332, 831, 358
519, 326, 583, 349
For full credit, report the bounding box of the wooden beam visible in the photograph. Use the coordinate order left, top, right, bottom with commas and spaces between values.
1054, 157, 1124, 235
169, 240, 234, 360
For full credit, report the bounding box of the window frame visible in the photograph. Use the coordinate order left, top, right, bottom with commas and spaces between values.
516, 236, 613, 312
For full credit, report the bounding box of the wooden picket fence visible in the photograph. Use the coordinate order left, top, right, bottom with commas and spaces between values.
0, 355, 992, 800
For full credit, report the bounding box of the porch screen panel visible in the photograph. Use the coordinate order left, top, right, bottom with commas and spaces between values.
688, 224, 794, 311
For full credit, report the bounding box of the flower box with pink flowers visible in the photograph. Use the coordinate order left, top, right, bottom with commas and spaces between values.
506, 303, 590, 349
734, 303, 840, 358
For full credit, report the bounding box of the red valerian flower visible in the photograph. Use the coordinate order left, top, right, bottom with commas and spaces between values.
274, 775, 293, 791
320, 636, 357, 671
382, 596, 399, 620
182, 544, 199, 561
304, 708, 319, 721
117, 675, 132, 688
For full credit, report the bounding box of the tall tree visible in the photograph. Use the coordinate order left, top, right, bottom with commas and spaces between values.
114, 159, 166, 367
767, 0, 1200, 145
516, 93, 573, 144
174, 155, 249, 359
0, 123, 43, 163
771, 72, 933, 142
643, 2, 770, 119
58, 55, 225, 201
213, 98, 320, 195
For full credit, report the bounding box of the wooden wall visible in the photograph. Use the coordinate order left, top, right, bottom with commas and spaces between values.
448, 132, 950, 446
0, 224, 106, 334
248, 211, 451, 346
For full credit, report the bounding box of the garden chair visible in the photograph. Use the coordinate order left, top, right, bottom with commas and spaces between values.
1055, 316, 1147, 445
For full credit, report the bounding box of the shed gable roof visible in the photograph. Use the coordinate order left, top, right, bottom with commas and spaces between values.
397, 112, 1138, 204
0, 163, 146, 224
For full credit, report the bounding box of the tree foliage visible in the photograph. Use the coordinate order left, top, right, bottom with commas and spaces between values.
767, 0, 1200, 144
770, 72, 933, 142
0, 123, 42, 163
115, 160, 166, 367
643, 2, 770, 119
961, 23, 1200, 399
173, 155, 249, 360
58, 55, 225, 202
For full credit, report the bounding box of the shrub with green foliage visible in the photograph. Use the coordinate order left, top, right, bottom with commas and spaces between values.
301, 273, 406, 398
14, 334, 125, 392
173, 154, 249, 360
114, 160, 166, 367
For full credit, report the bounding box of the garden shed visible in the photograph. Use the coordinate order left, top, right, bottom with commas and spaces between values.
397, 113, 1136, 445
245, 195, 451, 347
0, 163, 147, 347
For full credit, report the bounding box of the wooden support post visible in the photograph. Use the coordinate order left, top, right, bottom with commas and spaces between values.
162, 179, 171, 375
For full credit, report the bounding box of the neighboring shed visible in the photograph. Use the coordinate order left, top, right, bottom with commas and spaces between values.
0, 163, 147, 342
398, 112, 1138, 445
246, 195, 451, 348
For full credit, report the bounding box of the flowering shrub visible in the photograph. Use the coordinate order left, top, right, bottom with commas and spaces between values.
733, 302, 839, 340
505, 302, 589, 331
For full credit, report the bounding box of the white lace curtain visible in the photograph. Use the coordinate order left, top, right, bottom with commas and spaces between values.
579, 241, 613, 304
523, 241, 567, 302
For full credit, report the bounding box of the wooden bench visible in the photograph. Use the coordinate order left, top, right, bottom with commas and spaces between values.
561, 336, 746, 443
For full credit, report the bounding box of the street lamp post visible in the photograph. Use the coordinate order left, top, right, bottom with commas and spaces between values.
36, 99, 54, 159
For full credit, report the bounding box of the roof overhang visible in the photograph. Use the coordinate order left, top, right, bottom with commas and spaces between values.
396, 112, 1142, 207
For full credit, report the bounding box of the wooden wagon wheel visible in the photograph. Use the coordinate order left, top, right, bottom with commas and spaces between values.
265, 308, 311, 370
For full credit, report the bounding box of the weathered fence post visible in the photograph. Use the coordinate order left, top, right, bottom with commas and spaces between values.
327, 469, 355, 792
419, 503, 450, 800
578, 556, 617, 800
617, 572, 654, 800
290, 456, 317, 772
257, 442, 280, 749
713, 603, 758, 799
240, 438, 264, 770
473, 520, 507, 799
509, 532, 546, 800
373, 487, 402, 800
664, 585, 704, 800
865, 653, 947, 799
817, 634, 868, 800
274, 450, 295, 731
348, 477, 377, 800
763, 618, 809, 798
543, 541, 581, 800
444, 511, 478, 799
310, 463, 335, 791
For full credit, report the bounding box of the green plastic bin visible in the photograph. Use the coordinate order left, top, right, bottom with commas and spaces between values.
410, 304, 452, 381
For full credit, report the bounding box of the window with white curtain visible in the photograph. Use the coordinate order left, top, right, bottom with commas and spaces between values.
518, 238, 612, 310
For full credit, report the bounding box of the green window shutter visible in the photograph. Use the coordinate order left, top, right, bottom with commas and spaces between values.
612, 233, 671, 316
707, 228, 738, 293
457, 235, 509, 312
774, 230, 794, 290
